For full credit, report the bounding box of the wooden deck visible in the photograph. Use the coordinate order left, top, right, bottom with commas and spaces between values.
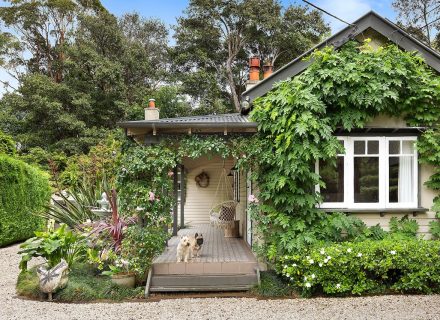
148, 224, 259, 294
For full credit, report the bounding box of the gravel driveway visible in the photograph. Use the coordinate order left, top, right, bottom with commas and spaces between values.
1, 244, 440, 320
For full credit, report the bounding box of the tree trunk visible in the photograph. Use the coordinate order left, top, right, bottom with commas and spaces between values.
226, 57, 241, 112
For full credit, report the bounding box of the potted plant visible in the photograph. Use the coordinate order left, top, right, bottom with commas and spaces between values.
102, 258, 135, 288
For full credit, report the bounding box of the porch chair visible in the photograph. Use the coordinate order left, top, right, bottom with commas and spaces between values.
209, 167, 237, 229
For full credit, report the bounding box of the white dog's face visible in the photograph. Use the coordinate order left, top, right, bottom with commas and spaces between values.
180, 235, 191, 247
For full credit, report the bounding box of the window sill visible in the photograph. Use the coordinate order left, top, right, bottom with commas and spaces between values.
318, 207, 428, 217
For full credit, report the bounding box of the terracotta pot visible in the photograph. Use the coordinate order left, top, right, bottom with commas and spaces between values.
110, 273, 136, 288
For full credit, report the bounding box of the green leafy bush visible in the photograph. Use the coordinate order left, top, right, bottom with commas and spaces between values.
279, 239, 440, 297
0, 154, 51, 247
18, 224, 86, 271
0, 131, 16, 156
120, 225, 167, 282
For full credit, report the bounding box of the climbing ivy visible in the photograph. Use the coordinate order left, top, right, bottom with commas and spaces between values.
248, 40, 440, 260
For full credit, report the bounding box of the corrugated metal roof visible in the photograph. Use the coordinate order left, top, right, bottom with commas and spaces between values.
118, 113, 256, 128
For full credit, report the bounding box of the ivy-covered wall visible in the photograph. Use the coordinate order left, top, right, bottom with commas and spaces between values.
0, 154, 51, 247
246, 40, 440, 260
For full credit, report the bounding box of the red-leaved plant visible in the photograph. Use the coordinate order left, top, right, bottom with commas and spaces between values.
89, 189, 136, 251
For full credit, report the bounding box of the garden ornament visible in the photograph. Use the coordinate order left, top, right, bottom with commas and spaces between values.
36, 259, 69, 301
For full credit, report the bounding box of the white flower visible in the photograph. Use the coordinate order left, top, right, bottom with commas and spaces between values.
292, 263, 297, 267
347, 248, 352, 253
311, 274, 316, 279
304, 276, 308, 281
323, 258, 328, 263
357, 253, 363, 257
305, 282, 311, 288
284, 255, 288, 259
320, 249, 325, 255
286, 273, 290, 277
390, 250, 396, 255
306, 256, 310, 260
336, 283, 341, 289
86, 219, 91, 224
327, 256, 331, 260
284, 265, 288, 269
309, 259, 314, 264
319, 263, 323, 267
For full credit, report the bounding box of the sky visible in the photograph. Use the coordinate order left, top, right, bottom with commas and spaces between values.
1, 0, 398, 95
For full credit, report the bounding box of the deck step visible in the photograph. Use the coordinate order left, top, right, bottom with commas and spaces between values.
150, 273, 258, 292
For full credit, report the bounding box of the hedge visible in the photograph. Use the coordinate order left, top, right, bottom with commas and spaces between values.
279, 238, 440, 296
0, 154, 51, 247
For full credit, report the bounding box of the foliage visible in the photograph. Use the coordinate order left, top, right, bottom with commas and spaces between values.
120, 225, 167, 281
59, 134, 122, 188
0, 154, 51, 247
279, 239, 440, 297
38, 184, 100, 230
249, 40, 440, 261
0, 130, 15, 155
18, 224, 86, 272
173, 0, 329, 111
251, 270, 293, 297
17, 263, 143, 301
392, 0, 440, 50
117, 142, 177, 227
389, 216, 419, 238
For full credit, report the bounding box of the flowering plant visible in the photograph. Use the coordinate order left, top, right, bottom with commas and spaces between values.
101, 258, 131, 276
278, 239, 440, 297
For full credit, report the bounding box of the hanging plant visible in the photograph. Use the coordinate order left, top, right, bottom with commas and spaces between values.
195, 171, 210, 188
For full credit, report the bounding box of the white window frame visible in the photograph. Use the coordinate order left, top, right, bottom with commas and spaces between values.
317, 136, 418, 210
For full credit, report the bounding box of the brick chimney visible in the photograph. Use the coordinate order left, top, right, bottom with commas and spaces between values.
246, 56, 260, 91
144, 98, 159, 120
263, 61, 273, 79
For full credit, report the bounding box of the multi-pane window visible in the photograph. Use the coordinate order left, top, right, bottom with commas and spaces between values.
317, 137, 418, 209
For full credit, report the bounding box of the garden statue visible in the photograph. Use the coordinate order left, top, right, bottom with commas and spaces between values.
36, 259, 69, 301
97, 192, 109, 210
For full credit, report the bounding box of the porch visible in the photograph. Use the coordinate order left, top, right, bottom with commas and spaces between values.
147, 224, 259, 295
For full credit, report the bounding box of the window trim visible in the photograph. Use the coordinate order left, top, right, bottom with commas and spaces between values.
317, 136, 418, 210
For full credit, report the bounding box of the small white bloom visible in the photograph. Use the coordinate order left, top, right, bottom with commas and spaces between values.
357, 253, 363, 257
286, 273, 290, 277
336, 283, 341, 289
311, 274, 316, 279
320, 249, 325, 255
306, 256, 310, 260
305, 282, 311, 288
284, 265, 288, 269
284, 255, 288, 259
309, 259, 314, 264
292, 263, 297, 267
347, 248, 352, 253
327, 256, 331, 260
319, 263, 323, 267
324, 258, 328, 263
304, 276, 308, 281
86, 219, 91, 224
390, 250, 396, 255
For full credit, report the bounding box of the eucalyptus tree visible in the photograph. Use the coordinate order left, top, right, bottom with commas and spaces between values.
173, 0, 329, 112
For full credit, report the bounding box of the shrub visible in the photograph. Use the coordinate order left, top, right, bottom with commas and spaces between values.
279, 239, 440, 297
18, 224, 86, 271
120, 225, 167, 282
0, 131, 16, 156
251, 271, 293, 297
0, 154, 51, 247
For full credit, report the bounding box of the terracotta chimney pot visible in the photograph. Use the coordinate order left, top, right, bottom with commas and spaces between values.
249, 57, 260, 81
145, 98, 159, 120
148, 98, 156, 108
263, 63, 273, 79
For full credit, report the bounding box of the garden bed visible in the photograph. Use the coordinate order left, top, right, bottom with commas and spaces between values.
17, 263, 144, 302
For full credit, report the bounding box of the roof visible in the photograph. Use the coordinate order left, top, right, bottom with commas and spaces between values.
243, 11, 440, 102
118, 113, 256, 129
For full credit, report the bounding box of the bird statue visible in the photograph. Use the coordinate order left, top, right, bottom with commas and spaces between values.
36, 259, 69, 301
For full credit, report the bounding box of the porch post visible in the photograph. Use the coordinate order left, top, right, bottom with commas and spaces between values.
180, 164, 185, 229
172, 166, 178, 236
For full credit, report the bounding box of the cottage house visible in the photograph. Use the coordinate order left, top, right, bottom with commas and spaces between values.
118, 11, 440, 294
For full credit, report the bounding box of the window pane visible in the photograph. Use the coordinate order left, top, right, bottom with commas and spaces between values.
319, 157, 344, 202
354, 157, 379, 203
354, 141, 365, 155
402, 141, 414, 154
389, 156, 414, 203
367, 141, 379, 154
389, 141, 400, 154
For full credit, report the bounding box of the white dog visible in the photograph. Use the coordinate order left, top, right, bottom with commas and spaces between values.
176, 235, 191, 262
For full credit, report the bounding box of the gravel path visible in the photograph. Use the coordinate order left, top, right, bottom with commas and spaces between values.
1, 244, 440, 320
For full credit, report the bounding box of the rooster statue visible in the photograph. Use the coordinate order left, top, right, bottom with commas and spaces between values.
36, 259, 69, 301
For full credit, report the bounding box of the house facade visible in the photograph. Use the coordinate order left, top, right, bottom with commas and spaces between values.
119, 11, 440, 246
